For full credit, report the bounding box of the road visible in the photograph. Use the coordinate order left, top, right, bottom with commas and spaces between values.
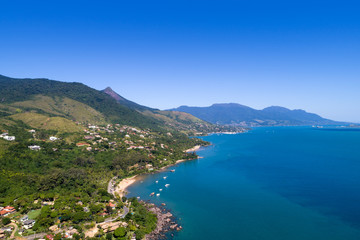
9, 223, 18, 239
108, 177, 117, 195
23, 232, 47, 240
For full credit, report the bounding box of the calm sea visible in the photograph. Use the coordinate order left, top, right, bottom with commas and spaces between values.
127, 127, 360, 240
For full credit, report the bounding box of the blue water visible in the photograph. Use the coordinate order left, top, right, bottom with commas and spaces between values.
127, 127, 360, 240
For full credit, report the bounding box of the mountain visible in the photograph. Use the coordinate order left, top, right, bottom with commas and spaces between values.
169, 103, 342, 126
102, 87, 242, 134
0, 74, 161, 130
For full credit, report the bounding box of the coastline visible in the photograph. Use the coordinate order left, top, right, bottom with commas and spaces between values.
184, 145, 201, 152
115, 145, 204, 197
115, 175, 142, 198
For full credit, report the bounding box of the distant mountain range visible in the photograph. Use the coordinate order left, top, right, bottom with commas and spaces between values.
169, 103, 343, 126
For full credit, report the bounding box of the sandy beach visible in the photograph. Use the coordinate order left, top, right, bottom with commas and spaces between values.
184, 145, 201, 153
115, 175, 139, 197
116, 145, 203, 197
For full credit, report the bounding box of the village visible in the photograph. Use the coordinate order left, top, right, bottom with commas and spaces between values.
0, 122, 201, 239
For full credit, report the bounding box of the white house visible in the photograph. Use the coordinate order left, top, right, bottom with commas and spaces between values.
28, 129, 36, 133
0, 133, 8, 138
3, 136, 15, 141
49, 136, 58, 141
23, 219, 35, 229
28, 145, 41, 151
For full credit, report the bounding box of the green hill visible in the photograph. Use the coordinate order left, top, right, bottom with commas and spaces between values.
0, 75, 160, 129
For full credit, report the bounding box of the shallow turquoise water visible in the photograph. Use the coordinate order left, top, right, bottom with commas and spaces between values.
127, 127, 360, 239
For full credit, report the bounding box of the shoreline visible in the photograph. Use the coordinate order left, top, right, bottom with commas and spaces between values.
115, 145, 203, 198
184, 145, 201, 152
114, 175, 142, 198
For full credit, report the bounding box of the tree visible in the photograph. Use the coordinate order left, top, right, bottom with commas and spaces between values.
106, 233, 113, 240
2, 217, 11, 225
113, 227, 126, 238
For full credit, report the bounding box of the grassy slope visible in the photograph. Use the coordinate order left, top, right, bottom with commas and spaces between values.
11, 112, 82, 132
11, 95, 106, 124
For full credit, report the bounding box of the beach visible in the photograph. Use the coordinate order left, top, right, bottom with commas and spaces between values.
184, 145, 201, 153
115, 145, 202, 197
115, 175, 140, 197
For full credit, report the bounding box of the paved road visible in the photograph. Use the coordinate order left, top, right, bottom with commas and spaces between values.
108, 177, 117, 195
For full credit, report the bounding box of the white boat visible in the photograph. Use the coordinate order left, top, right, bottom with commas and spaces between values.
150, 192, 155, 196
163, 176, 167, 180
156, 193, 160, 197
170, 169, 175, 172
159, 189, 163, 191
165, 184, 170, 187
156, 181, 158, 183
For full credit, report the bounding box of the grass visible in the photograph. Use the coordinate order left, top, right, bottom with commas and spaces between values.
10, 112, 82, 133
28, 209, 41, 220
11, 95, 106, 124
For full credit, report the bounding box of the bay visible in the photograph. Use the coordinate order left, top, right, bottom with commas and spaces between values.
127, 127, 360, 239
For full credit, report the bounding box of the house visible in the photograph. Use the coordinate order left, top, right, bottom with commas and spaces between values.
23, 219, 35, 229
49, 136, 58, 141
84, 135, 94, 140
28, 145, 41, 151
76, 142, 90, 147
49, 225, 58, 232
20, 215, 29, 223
108, 202, 116, 209
3, 136, 15, 141
0, 206, 16, 216
45, 234, 54, 240
0, 133, 8, 138
0, 229, 5, 239
28, 129, 36, 133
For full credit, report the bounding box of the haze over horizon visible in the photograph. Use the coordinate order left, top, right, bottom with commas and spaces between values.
1, 1, 360, 122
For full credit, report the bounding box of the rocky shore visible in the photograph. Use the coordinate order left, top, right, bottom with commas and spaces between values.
142, 201, 182, 240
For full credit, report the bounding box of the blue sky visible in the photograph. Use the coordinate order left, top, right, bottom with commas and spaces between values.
1, 0, 360, 122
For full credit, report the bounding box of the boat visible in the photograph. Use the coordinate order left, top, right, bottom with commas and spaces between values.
165, 184, 170, 187
155, 181, 158, 183
150, 192, 155, 196
159, 189, 163, 191
163, 176, 167, 180
170, 169, 175, 172
156, 193, 160, 196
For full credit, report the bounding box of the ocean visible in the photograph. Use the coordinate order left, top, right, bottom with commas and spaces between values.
127, 126, 360, 240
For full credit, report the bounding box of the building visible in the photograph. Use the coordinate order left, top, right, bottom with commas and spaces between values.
28, 145, 41, 151
49, 136, 58, 141
76, 142, 91, 147
23, 219, 35, 229
0, 206, 16, 216
20, 215, 29, 223
3, 136, 15, 141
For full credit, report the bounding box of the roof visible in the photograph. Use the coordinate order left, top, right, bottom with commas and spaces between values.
23, 219, 35, 225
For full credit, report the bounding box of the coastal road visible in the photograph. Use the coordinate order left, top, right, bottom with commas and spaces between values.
104, 206, 129, 223
108, 177, 117, 195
